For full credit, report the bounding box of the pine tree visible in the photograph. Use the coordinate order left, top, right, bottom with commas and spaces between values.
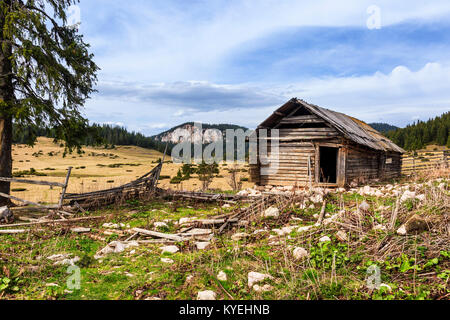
0, 1, 98, 205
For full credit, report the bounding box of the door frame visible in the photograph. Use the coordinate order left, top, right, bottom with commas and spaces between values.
314, 143, 346, 187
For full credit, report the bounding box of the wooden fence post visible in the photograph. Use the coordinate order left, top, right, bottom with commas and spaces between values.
58, 167, 72, 209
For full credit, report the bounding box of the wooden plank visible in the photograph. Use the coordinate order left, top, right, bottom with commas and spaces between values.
0, 216, 105, 228
0, 192, 46, 207
0, 177, 65, 187
0, 229, 27, 234
58, 167, 72, 209
132, 228, 184, 241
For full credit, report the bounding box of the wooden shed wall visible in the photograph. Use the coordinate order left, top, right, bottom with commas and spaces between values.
256, 111, 342, 186
345, 142, 402, 183
251, 107, 403, 187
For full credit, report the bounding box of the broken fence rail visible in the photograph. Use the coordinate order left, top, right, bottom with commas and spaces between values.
0, 167, 72, 210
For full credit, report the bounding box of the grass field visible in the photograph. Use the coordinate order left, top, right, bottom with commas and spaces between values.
0, 178, 448, 300
10, 137, 253, 204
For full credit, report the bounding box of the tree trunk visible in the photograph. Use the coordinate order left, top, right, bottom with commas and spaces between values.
0, 117, 12, 206
0, 2, 14, 207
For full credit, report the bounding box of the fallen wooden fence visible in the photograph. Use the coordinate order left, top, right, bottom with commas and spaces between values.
64, 163, 163, 208
0, 167, 72, 210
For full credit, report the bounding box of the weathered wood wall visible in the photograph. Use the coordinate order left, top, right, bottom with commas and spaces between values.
255, 111, 342, 186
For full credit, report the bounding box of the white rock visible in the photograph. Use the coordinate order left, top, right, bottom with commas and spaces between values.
217, 271, 227, 281
195, 242, 210, 250
293, 247, 309, 260
396, 225, 407, 236
359, 201, 370, 212
297, 225, 313, 233
263, 207, 280, 218
335, 230, 348, 242
248, 272, 274, 288
161, 258, 174, 264
374, 190, 384, 198
47, 253, 71, 261
253, 229, 268, 235
438, 183, 446, 190
401, 190, 416, 203
373, 224, 387, 231
154, 222, 168, 228
161, 245, 179, 254
253, 284, 273, 292
416, 194, 426, 201
94, 241, 139, 259
319, 236, 331, 242
197, 290, 216, 300
310, 194, 323, 204
222, 204, 231, 208
231, 232, 249, 241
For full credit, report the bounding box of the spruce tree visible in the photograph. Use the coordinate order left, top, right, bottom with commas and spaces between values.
0, 0, 98, 205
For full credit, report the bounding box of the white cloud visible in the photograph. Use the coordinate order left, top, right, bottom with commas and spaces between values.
276, 62, 450, 125
86, 62, 450, 133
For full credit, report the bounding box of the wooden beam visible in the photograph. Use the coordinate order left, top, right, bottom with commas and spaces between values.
58, 167, 72, 209
0, 177, 65, 188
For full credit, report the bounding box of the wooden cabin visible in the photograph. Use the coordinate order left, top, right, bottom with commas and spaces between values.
249, 98, 405, 188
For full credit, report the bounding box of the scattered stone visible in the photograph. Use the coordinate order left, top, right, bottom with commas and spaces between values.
319, 236, 331, 242
335, 230, 348, 242
231, 232, 249, 241
217, 271, 227, 281
248, 272, 274, 288
263, 207, 280, 218
195, 242, 210, 250
416, 194, 426, 202
222, 204, 231, 208
292, 247, 309, 260
161, 245, 179, 254
94, 241, 139, 259
253, 229, 268, 235
197, 290, 216, 300
154, 222, 168, 228
400, 190, 416, 203
359, 201, 370, 212
161, 258, 174, 264
373, 224, 387, 231
253, 284, 273, 292
310, 194, 323, 204
297, 225, 313, 233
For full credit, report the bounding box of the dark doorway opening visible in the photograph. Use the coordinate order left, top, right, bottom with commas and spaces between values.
319, 147, 338, 183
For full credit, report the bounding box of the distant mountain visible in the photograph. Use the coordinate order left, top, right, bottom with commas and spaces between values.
152, 122, 249, 144
368, 123, 399, 133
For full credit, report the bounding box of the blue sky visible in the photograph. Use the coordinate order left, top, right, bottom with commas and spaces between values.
74, 0, 450, 135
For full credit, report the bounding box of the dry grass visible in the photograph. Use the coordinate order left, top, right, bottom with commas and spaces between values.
10, 137, 253, 204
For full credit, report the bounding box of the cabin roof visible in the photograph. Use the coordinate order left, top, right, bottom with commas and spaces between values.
258, 98, 405, 153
